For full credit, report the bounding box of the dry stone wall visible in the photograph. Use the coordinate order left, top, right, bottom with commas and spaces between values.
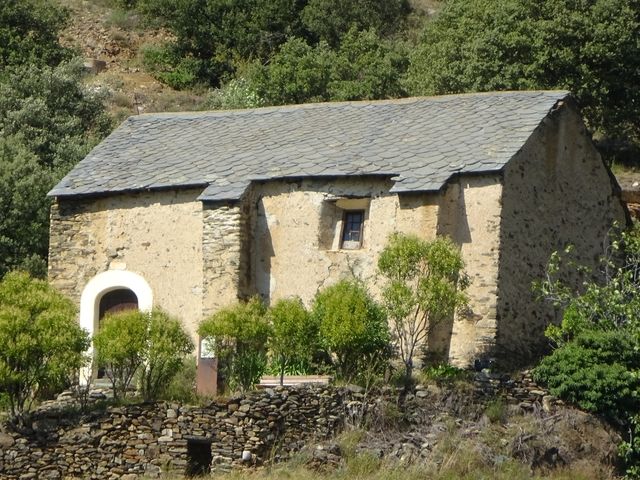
0, 386, 347, 480
0, 378, 561, 480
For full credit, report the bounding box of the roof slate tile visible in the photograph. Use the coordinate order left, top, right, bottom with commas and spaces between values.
49, 91, 569, 200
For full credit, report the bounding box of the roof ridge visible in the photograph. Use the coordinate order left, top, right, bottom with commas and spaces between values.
128, 90, 571, 121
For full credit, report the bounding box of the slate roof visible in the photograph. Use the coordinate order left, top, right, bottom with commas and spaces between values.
49, 90, 570, 201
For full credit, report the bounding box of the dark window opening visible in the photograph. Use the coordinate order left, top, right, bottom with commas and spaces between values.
341, 210, 364, 249
186, 438, 213, 477
97, 289, 138, 378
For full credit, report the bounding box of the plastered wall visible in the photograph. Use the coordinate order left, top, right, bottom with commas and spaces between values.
48, 189, 205, 338
433, 175, 503, 366
247, 177, 440, 304
497, 102, 627, 362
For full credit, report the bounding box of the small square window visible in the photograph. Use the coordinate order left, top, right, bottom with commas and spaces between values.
341, 210, 364, 249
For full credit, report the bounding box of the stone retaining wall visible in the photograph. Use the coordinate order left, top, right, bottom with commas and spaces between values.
0, 374, 556, 480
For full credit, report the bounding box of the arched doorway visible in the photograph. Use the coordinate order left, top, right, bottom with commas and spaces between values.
79, 270, 153, 384
99, 289, 139, 318
97, 289, 139, 379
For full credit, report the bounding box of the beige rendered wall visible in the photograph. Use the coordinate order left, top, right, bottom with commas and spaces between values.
247, 177, 439, 304
434, 175, 503, 366
247, 175, 504, 367
48, 189, 205, 338
497, 102, 627, 362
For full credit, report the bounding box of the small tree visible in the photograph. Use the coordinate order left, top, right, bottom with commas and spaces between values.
268, 297, 319, 385
198, 297, 271, 392
312, 279, 390, 382
0, 271, 89, 425
93, 310, 147, 401
139, 309, 194, 401
378, 233, 468, 379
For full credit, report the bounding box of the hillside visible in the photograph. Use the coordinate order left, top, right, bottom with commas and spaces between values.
58, 0, 208, 120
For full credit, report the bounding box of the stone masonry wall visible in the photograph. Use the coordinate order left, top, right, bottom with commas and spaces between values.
202, 201, 249, 317
434, 175, 503, 366
0, 380, 562, 480
48, 189, 205, 337
497, 101, 627, 362
0, 386, 348, 480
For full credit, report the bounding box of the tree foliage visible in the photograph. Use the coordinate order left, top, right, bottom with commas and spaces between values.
0, 272, 88, 424
378, 233, 468, 378
137, 0, 411, 90
198, 297, 271, 392
533, 225, 640, 475
312, 279, 390, 382
248, 29, 408, 106
0, 0, 71, 69
406, 0, 640, 142
93, 310, 148, 401
300, 0, 409, 47
139, 309, 194, 401
0, 60, 111, 277
268, 297, 319, 384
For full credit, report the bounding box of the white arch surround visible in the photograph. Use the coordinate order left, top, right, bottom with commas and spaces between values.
79, 270, 153, 384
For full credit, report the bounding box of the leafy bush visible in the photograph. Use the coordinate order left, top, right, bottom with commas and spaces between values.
0, 272, 89, 424
378, 233, 468, 378
198, 297, 270, 392
139, 309, 194, 401
93, 310, 148, 401
533, 329, 640, 421
0, 60, 111, 277
94, 308, 194, 401
301, 0, 410, 47
0, 0, 71, 69
164, 356, 197, 403
141, 43, 203, 90
268, 297, 319, 384
203, 77, 265, 110
312, 279, 390, 382
248, 30, 409, 106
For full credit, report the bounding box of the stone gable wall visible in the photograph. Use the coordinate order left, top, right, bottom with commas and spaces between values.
48, 189, 205, 337
496, 102, 627, 362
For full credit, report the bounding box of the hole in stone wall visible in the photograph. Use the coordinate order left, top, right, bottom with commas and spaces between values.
186, 438, 213, 477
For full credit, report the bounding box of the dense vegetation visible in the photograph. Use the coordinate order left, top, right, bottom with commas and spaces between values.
532, 225, 640, 477
1, 0, 639, 277
0, 0, 111, 278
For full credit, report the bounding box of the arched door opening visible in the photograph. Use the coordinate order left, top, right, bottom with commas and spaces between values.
79, 270, 153, 385
99, 288, 139, 318
97, 288, 139, 379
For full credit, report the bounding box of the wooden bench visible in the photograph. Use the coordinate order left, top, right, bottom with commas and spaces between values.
258, 375, 332, 388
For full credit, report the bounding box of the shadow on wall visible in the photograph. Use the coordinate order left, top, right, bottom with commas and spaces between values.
423, 178, 472, 364
253, 197, 275, 303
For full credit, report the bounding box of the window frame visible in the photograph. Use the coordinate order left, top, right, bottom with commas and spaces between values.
340, 209, 365, 250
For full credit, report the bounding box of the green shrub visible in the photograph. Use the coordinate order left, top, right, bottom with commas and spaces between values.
420, 364, 470, 385
164, 356, 197, 403
378, 233, 468, 379
142, 43, 202, 90
268, 297, 319, 384
139, 309, 194, 401
198, 297, 270, 392
93, 309, 148, 401
0, 272, 89, 424
312, 279, 390, 382
203, 77, 265, 110
533, 329, 640, 421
